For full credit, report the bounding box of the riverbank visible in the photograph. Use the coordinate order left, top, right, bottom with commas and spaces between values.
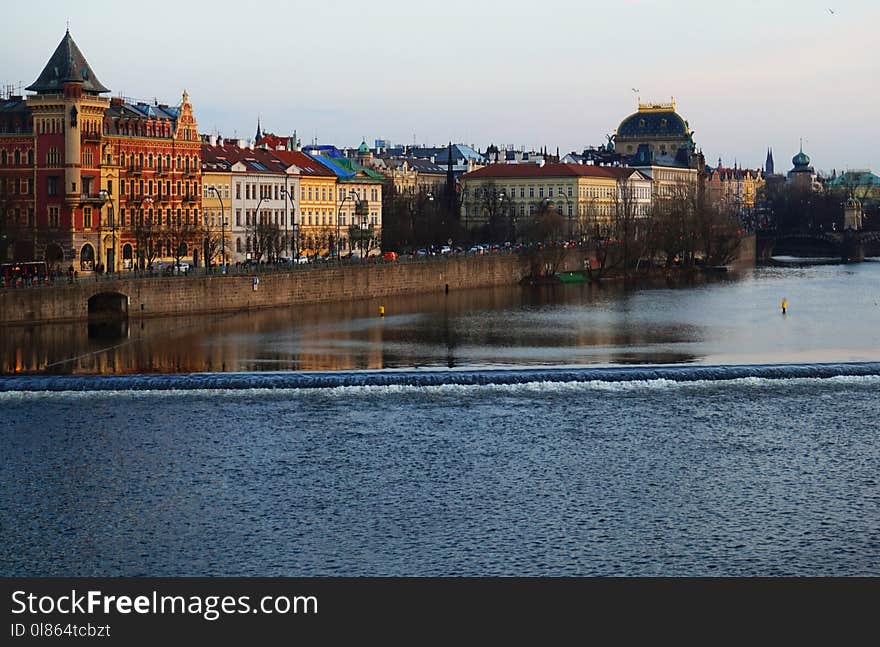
0, 235, 756, 325
0, 251, 590, 325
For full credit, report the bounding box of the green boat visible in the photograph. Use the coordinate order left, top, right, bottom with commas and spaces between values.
556, 271, 589, 283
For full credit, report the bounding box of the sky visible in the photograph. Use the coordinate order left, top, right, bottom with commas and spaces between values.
2, 0, 877, 172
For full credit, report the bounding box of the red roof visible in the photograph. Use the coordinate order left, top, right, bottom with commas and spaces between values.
462, 163, 638, 180
265, 150, 336, 177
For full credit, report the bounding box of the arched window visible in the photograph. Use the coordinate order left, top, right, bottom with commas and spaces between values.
27, 150, 34, 165
1, 151, 6, 165
80, 243, 95, 271
14, 150, 21, 165
148, 153, 153, 168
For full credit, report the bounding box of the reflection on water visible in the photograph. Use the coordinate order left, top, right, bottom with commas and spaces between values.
3, 263, 880, 374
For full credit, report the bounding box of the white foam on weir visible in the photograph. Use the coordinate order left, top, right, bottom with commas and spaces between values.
2, 374, 880, 401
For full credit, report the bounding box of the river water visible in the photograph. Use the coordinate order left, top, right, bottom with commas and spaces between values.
2, 263, 879, 575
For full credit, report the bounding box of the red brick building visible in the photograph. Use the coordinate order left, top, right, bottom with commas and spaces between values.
0, 30, 202, 272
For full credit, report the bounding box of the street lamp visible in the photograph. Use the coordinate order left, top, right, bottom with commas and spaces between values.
98, 189, 115, 273
208, 186, 227, 273
252, 194, 269, 261
337, 188, 357, 263
280, 187, 298, 262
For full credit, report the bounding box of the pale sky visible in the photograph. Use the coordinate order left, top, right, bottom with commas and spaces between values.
2, 0, 877, 172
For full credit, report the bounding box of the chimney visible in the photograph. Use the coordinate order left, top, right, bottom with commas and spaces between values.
208, 135, 217, 146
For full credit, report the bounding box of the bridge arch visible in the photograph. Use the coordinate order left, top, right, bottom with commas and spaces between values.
88, 292, 129, 319
87, 291, 129, 338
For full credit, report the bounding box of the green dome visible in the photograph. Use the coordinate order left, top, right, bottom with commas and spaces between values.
792, 150, 811, 168
358, 141, 370, 154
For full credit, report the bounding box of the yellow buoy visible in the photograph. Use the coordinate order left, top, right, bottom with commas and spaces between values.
781, 298, 787, 314
379, 305, 385, 317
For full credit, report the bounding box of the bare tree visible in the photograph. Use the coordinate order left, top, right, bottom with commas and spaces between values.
132, 210, 160, 270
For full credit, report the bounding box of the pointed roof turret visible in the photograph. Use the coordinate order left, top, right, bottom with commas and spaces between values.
26, 29, 109, 94
255, 117, 263, 143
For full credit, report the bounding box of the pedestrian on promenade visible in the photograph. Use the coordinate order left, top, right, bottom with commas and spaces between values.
782, 298, 787, 315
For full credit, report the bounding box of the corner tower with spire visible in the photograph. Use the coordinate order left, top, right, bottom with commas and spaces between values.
25, 28, 111, 261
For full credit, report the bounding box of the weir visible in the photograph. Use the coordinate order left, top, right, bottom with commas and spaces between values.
3, 361, 880, 393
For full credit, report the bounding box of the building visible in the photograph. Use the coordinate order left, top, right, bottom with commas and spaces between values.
460, 163, 652, 240
0, 30, 202, 271
787, 143, 820, 192
309, 154, 384, 255
202, 141, 304, 262
614, 99, 697, 166
706, 162, 764, 212
382, 157, 447, 196
826, 169, 880, 203
268, 150, 337, 255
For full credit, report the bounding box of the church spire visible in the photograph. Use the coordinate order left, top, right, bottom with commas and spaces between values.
765, 148, 774, 175
255, 116, 262, 143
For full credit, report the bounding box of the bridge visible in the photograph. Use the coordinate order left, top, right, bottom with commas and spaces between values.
757, 230, 880, 262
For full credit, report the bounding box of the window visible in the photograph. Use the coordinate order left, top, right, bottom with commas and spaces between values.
27, 150, 34, 165
520, 187, 525, 198
47, 176, 58, 196
529, 186, 534, 198
84, 207, 92, 228
120, 208, 126, 226
539, 187, 544, 198
548, 187, 553, 198
236, 209, 241, 226
48, 206, 60, 228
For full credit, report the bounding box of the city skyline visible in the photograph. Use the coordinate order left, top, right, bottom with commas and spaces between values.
2, 0, 878, 171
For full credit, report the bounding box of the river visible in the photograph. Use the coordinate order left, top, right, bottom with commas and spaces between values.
1, 263, 879, 575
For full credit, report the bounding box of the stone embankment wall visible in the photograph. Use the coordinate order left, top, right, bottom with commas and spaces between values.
1, 252, 590, 325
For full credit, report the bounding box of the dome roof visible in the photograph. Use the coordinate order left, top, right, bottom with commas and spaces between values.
792, 150, 811, 168
617, 108, 688, 139
358, 141, 370, 154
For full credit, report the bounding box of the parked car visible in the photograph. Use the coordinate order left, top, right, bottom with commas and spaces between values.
416, 248, 428, 256
468, 245, 484, 255
155, 261, 190, 275
440, 245, 452, 255
382, 251, 398, 262
295, 255, 310, 264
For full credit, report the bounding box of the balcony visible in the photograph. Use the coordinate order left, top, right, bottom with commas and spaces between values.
182, 193, 198, 204
79, 193, 107, 206
126, 165, 143, 176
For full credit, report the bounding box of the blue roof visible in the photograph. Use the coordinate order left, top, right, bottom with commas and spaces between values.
309, 154, 354, 178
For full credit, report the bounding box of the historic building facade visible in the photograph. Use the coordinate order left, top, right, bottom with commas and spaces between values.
460, 163, 652, 240
706, 164, 764, 212
613, 99, 697, 165
0, 30, 202, 271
